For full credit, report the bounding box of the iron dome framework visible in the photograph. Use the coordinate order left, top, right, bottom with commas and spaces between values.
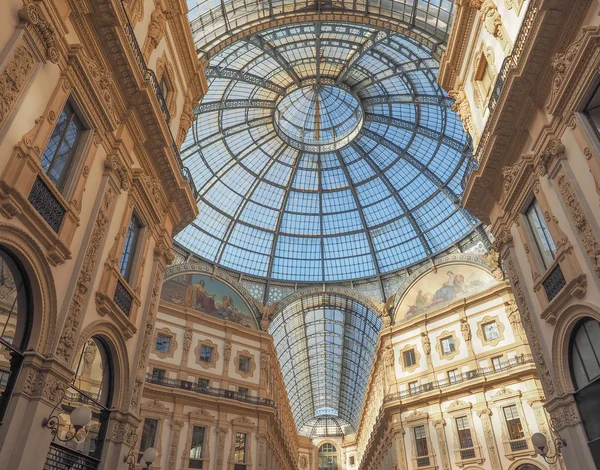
178, 21, 476, 283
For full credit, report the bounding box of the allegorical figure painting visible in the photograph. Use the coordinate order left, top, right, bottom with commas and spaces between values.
161, 273, 257, 328
400, 264, 497, 320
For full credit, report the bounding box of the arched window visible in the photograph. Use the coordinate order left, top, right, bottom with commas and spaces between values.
318, 443, 338, 470
46, 337, 113, 467
569, 318, 600, 466
0, 247, 31, 423
515, 464, 543, 470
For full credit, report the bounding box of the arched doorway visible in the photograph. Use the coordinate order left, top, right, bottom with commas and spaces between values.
45, 337, 113, 469
569, 318, 600, 466
318, 443, 338, 470
0, 247, 31, 423
514, 464, 543, 470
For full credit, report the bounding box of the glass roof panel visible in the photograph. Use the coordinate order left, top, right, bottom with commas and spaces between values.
270, 294, 382, 435
179, 21, 476, 283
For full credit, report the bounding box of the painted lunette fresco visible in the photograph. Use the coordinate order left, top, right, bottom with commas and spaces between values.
398, 263, 498, 320
161, 273, 257, 328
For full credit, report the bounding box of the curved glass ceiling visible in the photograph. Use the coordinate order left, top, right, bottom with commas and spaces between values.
178, 22, 476, 282
187, 0, 456, 61
269, 294, 382, 435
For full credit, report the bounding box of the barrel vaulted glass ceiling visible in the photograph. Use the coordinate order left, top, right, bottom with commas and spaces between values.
186, 0, 456, 62
178, 21, 476, 283
269, 294, 382, 436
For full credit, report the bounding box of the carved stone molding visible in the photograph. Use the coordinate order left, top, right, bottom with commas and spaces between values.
0, 43, 36, 132
18, 3, 60, 63
56, 185, 116, 363
476, 407, 502, 470
131, 265, 166, 412
167, 420, 183, 470
557, 173, 600, 279
504, 254, 556, 397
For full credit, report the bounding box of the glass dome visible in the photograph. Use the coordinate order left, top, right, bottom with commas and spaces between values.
274, 84, 364, 152
178, 22, 476, 283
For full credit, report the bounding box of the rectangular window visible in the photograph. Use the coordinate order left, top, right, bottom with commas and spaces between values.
198, 378, 209, 388
414, 425, 428, 457
152, 368, 165, 381
409, 381, 419, 395
239, 356, 250, 373
525, 199, 557, 270
190, 426, 206, 460
349, 456, 355, 465
456, 416, 474, 449
199, 346, 213, 363
482, 321, 500, 341
155, 334, 171, 353
234, 432, 247, 463
503, 405, 525, 440
238, 387, 248, 398
403, 349, 416, 367
492, 356, 505, 371
440, 336, 455, 355
448, 369, 459, 385
41, 101, 85, 191
119, 214, 142, 282
138, 418, 158, 462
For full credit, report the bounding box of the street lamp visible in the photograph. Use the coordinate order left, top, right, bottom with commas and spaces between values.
531, 431, 566, 465
124, 432, 158, 469
42, 399, 92, 444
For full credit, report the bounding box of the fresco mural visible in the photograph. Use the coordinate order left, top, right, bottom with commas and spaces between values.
398, 263, 498, 320
161, 273, 257, 328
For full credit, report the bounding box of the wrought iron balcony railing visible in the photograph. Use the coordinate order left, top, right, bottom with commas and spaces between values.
384, 354, 534, 403
145, 373, 276, 408
44, 442, 100, 470
117, 0, 198, 200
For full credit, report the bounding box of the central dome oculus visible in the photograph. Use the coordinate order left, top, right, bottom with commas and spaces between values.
274, 84, 364, 152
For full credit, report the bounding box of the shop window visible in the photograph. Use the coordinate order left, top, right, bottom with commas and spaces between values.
570, 318, 600, 466
0, 247, 30, 423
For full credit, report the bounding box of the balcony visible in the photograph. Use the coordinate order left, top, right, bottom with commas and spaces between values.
384, 354, 534, 403
145, 373, 276, 408
115, 0, 198, 199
